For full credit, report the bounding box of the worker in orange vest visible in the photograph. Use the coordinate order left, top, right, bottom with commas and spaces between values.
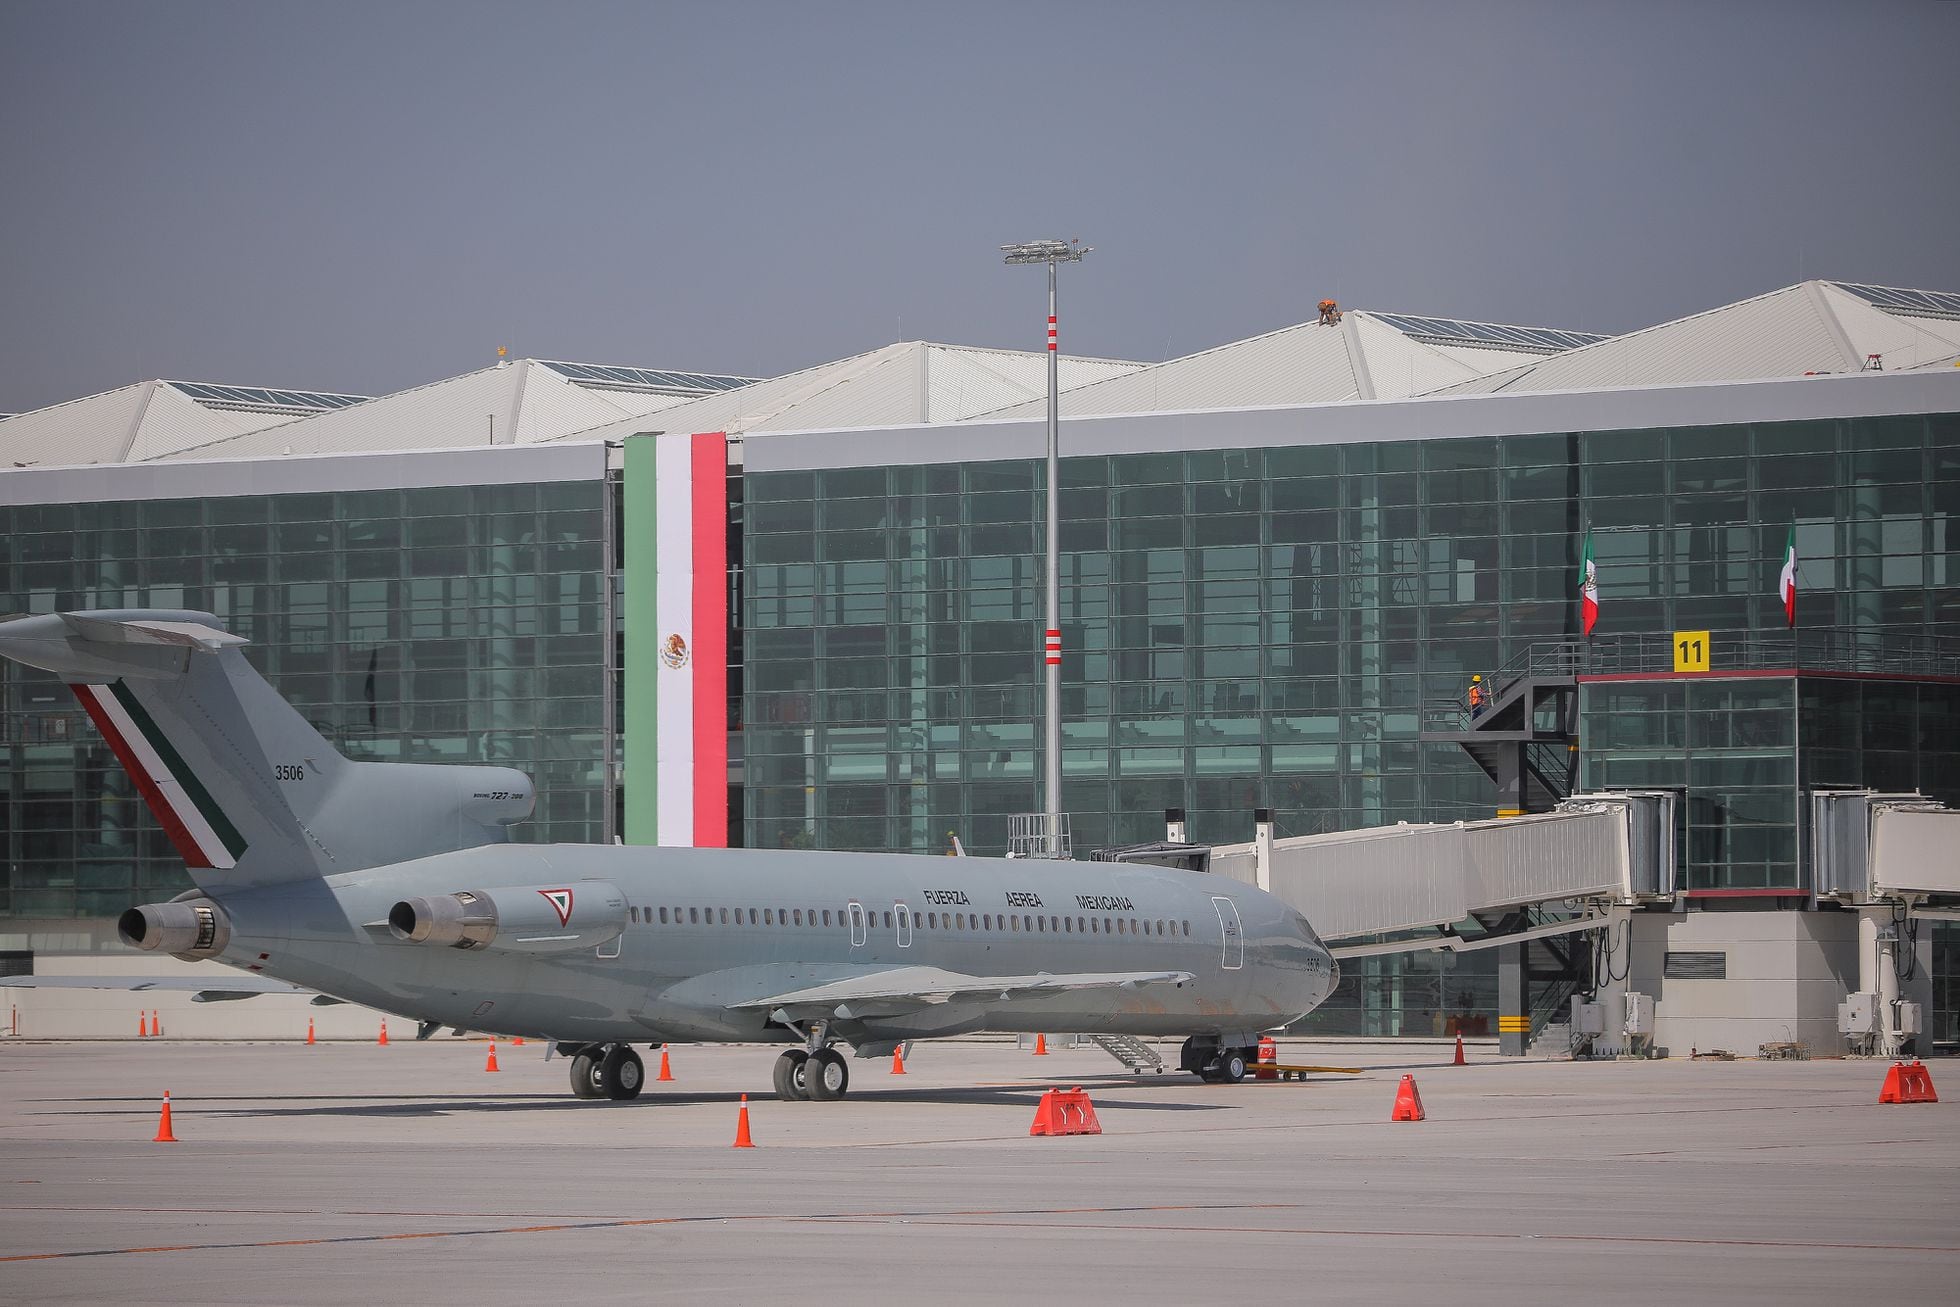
1467, 675, 1485, 718
1317, 298, 1341, 326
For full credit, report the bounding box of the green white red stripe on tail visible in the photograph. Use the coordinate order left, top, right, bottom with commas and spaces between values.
69, 680, 248, 870
1779, 525, 1798, 628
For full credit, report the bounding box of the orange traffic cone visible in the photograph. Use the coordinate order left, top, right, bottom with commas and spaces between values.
1033, 1033, 1048, 1056
511, 1036, 525, 1046
138, 1012, 148, 1039
485, 1041, 500, 1073
377, 1020, 390, 1047
732, 1094, 755, 1148
891, 1047, 907, 1075
148, 1011, 159, 1038
1391, 1074, 1426, 1122
656, 1046, 674, 1081
305, 1016, 315, 1045
153, 1090, 178, 1143
1453, 1034, 1466, 1066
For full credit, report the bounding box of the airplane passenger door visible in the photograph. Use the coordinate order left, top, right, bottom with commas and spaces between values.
894, 903, 913, 948
1211, 896, 1244, 971
848, 901, 867, 949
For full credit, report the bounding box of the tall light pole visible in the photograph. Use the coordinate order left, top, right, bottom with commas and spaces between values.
1002, 238, 1090, 856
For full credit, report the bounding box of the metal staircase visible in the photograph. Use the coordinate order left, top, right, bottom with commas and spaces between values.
1420, 641, 1583, 814
1088, 1033, 1167, 1074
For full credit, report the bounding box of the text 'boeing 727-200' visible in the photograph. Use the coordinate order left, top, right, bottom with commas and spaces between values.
0, 610, 1339, 1101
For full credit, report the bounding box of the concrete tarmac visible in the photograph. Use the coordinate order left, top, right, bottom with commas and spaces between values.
0, 1038, 1953, 1305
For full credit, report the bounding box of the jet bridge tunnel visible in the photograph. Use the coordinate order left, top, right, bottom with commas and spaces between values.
1191, 793, 1674, 1056
1129, 787, 1960, 1058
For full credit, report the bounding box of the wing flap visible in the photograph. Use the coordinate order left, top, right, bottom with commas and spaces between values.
732, 965, 1193, 1014
0, 975, 306, 998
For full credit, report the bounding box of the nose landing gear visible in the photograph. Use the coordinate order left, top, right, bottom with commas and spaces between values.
1180, 1036, 1253, 1084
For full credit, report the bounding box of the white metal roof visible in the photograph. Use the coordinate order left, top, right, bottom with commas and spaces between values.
567, 341, 1143, 442
0, 379, 337, 466
158, 358, 707, 461
970, 310, 1585, 420
1427, 281, 1960, 395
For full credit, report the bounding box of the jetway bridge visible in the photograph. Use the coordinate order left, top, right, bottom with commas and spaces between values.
1102, 789, 1959, 1058
1200, 794, 1674, 951
1095, 794, 1679, 1055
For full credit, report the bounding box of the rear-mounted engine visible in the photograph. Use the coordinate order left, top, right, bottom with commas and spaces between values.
118, 899, 232, 960
388, 881, 626, 954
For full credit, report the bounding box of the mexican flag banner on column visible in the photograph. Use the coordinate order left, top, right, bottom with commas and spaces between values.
1578, 529, 1599, 637
1779, 525, 1799, 627
624, 431, 729, 847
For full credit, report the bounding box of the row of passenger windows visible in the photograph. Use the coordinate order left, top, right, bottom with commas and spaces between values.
626, 902, 1193, 938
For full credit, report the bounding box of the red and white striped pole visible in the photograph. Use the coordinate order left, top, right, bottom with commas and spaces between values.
1002, 240, 1091, 857
1042, 261, 1061, 852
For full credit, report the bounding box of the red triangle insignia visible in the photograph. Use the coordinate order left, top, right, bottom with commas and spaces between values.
538, 888, 573, 927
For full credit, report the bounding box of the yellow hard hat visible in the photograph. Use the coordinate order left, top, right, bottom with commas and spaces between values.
1472, 675, 1482, 682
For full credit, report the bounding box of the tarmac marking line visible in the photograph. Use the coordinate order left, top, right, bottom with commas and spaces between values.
5, 1202, 1958, 1263
0, 1203, 1299, 1263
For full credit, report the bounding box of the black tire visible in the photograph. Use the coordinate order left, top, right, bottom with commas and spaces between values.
807, 1049, 849, 1101
570, 1051, 603, 1099
602, 1045, 645, 1101
1218, 1051, 1248, 1084
1179, 1036, 1218, 1076
773, 1049, 810, 1101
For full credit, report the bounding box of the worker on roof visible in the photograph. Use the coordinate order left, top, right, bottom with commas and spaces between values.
1317, 298, 1341, 327
1468, 674, 1485, 719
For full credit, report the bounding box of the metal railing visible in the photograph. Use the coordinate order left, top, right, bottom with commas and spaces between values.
1007, 812, 1072, 860
1476, 631, 1960, 700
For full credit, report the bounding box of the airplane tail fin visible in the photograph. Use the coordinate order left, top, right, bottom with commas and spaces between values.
0, 610, 534, 889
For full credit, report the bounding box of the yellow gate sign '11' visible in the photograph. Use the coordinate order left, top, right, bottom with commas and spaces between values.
1673, 630, 1711, 673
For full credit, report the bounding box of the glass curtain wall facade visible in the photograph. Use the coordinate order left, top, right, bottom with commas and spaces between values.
1579, 676, 1960, 891
743, 412, 1959, 869
0, 481, 609, 920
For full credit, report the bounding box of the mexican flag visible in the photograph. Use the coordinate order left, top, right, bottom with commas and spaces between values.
1779, 525, 1798, 628
1578, 529, 1599, 637
624, 431, 730, 848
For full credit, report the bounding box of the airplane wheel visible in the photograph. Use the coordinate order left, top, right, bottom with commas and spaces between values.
773, 1049, 810, 1101
1179, 1037, 1217, 1076
602, 1045, 645, 1101
1217, 1051, 1248, 1084
570, 1051, 603, 1099
807, 1049, 849, 1101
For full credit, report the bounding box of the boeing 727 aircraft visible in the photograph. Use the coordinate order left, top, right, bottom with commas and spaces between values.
0, 611, 1338, 1101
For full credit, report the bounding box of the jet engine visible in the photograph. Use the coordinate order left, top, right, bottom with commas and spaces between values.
387, 880, 626, 954
118, 898, 231, 960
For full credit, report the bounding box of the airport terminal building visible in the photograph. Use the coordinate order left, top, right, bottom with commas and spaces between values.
4, 281, 1958, 1052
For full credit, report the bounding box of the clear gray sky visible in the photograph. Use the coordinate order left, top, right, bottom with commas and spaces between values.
3, 0, 1957, 413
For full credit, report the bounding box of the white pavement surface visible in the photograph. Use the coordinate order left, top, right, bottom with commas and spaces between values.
0, 1038, 1953, 1305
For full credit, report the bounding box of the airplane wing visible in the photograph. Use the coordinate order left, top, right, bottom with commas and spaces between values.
732, 965, 1194, 1019
0, 975, 309, 1002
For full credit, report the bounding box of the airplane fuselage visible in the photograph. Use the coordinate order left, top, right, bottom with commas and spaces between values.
210, 843, 1338, 1049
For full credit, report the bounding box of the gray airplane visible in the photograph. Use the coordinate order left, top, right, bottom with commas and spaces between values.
0, 610, 1338, 1101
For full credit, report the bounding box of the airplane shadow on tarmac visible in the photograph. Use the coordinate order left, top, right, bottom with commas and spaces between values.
33, 1083, 1239, 1120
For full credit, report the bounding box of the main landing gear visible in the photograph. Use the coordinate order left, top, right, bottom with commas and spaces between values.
567, 1043, 645, 1100
774, 1020, 851, 1102
1180, 1036, 1255, 1085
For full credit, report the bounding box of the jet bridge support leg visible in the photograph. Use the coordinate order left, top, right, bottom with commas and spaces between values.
1498, 942, 1526, 1057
